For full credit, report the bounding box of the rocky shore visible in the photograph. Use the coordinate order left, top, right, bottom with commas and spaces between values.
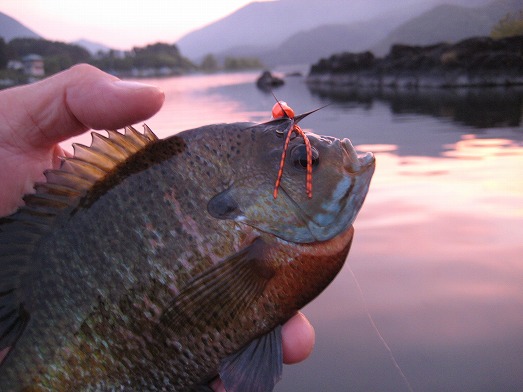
306, 35, 523, 88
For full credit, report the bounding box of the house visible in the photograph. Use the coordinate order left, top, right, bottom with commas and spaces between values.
22, 54, 45, 77
6, 60, 23, 71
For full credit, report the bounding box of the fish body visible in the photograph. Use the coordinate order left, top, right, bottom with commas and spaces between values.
0, 117, 374, 391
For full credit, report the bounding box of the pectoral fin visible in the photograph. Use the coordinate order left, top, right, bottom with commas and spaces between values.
219, 326, 283, 392
158, 238, 274, 334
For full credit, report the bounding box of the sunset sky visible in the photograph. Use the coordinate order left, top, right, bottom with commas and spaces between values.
1, 0, 267, 50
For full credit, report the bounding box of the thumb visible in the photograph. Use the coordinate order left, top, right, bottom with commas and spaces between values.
0, 64, 164, 150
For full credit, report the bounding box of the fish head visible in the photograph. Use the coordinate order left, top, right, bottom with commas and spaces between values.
207, 117, 375, 243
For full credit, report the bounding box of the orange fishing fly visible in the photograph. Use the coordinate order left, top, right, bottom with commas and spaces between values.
272, 101, 314, 199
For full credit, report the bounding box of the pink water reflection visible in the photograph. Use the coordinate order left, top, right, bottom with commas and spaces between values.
142, 73, 259, 136
349, 134, 523, 332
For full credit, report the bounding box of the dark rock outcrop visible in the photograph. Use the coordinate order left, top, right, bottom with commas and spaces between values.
307, 35, 523, 88
256, 71, 284, 90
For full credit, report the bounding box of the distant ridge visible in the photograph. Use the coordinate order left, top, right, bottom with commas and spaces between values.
0, 12, 114, 59
254, 15, 407, 67
372, 0, 523, 55
175, 0, 455, 61
0, 12, 41, 41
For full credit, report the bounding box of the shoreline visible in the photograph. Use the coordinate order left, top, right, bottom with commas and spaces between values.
306, 35, 523, 89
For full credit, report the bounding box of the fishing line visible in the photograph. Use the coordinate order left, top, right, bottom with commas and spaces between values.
347, 265, 414, 392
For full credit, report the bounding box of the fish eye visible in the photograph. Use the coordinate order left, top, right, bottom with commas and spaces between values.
291, 145, 319, 169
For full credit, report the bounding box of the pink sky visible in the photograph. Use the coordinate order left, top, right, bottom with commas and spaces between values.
2, 0, 268, 50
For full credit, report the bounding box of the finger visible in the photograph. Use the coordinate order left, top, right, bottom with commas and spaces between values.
0, 64, 164, 150
210, 313, 314, 390
282, 312, 315, 364
210, 378, 226, 392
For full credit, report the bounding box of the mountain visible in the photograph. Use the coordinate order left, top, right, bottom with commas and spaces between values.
0, 12, 114, 57
177, 0, 491, 61
372, 0, 523, 55
0, 12, 41, 41
73, 39, 112, 55
238, 16, 405, 67
259, 23, 383, 66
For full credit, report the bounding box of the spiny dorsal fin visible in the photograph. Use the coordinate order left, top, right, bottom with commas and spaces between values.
70, 125, 158, 176
0, 125, 158, 365
4, 124, 159, 226
41, 125, 157, 205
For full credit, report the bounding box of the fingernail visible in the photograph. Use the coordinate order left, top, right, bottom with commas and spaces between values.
113, 80, 159, 90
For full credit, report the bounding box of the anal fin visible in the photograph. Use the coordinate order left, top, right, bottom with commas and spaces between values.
219, 326, 283, 392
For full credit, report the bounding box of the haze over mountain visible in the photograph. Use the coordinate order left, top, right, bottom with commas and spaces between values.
213, 15, 406, 66
0, 12, 41, 41
175, 0, 499, 64
0, 12, 112, 56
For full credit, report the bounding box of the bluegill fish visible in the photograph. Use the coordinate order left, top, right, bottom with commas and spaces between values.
0, 104, 375, 391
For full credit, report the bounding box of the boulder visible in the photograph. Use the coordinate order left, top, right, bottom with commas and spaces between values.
256, 71, 284, 90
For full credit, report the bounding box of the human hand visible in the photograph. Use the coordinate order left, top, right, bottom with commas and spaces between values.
0, 64, 315, 388
0, 64, 164, 216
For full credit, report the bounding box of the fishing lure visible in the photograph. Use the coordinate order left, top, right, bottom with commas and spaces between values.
271, 101, 314, 199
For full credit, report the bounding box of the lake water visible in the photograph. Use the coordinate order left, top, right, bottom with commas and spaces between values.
66, 72, 523, 391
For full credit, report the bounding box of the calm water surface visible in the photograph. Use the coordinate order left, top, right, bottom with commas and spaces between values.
65, 72, 523, 391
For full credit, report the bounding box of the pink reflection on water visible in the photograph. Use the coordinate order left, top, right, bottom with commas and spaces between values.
359, 135, 523, 225
336, 133, 523, 347
143, 73, 257, 137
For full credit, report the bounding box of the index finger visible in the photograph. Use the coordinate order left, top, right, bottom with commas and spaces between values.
0, 64, 164, 150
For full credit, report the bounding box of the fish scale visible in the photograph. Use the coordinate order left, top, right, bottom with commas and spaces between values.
0, 115, 374, 391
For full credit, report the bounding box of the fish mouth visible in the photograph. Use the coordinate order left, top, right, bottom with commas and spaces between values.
297, 138, 375, 242
341, 138, 375, 173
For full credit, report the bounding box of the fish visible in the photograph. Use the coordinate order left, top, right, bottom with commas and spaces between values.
0, 104, 375, 391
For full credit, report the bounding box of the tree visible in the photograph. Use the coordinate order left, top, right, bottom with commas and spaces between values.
130, 42, 195, 71
223, 56, 264, 71
0, 38, 7, 69
200, 54, 218, 72
90, 50, 133, 72
491, 10, 523, 39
